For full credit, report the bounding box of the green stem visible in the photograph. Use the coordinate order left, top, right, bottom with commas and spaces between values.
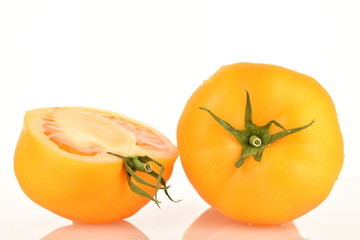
249, 135, 262, 147
200, 90, 315, 168
107, 152, 180, 207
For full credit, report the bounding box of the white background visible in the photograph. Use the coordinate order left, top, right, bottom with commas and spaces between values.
1, 0, 359, 239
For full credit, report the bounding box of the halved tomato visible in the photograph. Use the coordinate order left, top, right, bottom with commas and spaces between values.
14, 107, 178, 224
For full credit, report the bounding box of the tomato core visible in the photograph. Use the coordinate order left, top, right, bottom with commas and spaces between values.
43, 116, 103, 156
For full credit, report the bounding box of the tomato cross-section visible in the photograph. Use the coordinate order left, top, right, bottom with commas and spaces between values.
14, 106, 178, 223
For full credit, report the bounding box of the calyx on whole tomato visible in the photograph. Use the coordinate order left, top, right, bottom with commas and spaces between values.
200, 90, 314, 168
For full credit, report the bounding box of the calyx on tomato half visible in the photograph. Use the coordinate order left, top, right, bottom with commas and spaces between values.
200, 90, 315, 168
107, 152, 179, 207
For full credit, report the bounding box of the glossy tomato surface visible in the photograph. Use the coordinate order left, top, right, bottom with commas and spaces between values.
177, 63, 343, 225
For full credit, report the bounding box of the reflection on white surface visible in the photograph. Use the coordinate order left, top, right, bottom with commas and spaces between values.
41, 220, 149, 240
184, 208, 304, 240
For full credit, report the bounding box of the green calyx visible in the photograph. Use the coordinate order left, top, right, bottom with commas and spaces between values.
199, 90, 315, 168
107, 152, 180, 207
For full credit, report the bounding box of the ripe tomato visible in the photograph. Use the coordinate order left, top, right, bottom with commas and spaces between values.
177, 63, 343, 225
14, 107, 178, 223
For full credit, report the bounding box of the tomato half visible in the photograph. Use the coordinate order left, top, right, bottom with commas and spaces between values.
177, 63, 343, 225
14, 107, 178, 223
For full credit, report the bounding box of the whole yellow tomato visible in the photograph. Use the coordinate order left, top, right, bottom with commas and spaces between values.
177, 63, 343, 225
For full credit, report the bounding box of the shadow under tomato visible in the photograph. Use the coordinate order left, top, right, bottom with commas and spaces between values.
183, 208, 305, 240
41, 220, 149, 240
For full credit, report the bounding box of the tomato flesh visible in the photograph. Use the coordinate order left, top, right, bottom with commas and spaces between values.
41, 108, 169, 157
43, 116, 103, 156
104, 114, 168, 151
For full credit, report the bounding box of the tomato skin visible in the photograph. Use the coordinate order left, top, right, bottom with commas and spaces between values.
14, 108, 177, 224
177, 63, 343, 225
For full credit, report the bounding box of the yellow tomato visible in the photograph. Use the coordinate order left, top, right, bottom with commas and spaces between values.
14, 107, 178, 223
177, 63, 343, 225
